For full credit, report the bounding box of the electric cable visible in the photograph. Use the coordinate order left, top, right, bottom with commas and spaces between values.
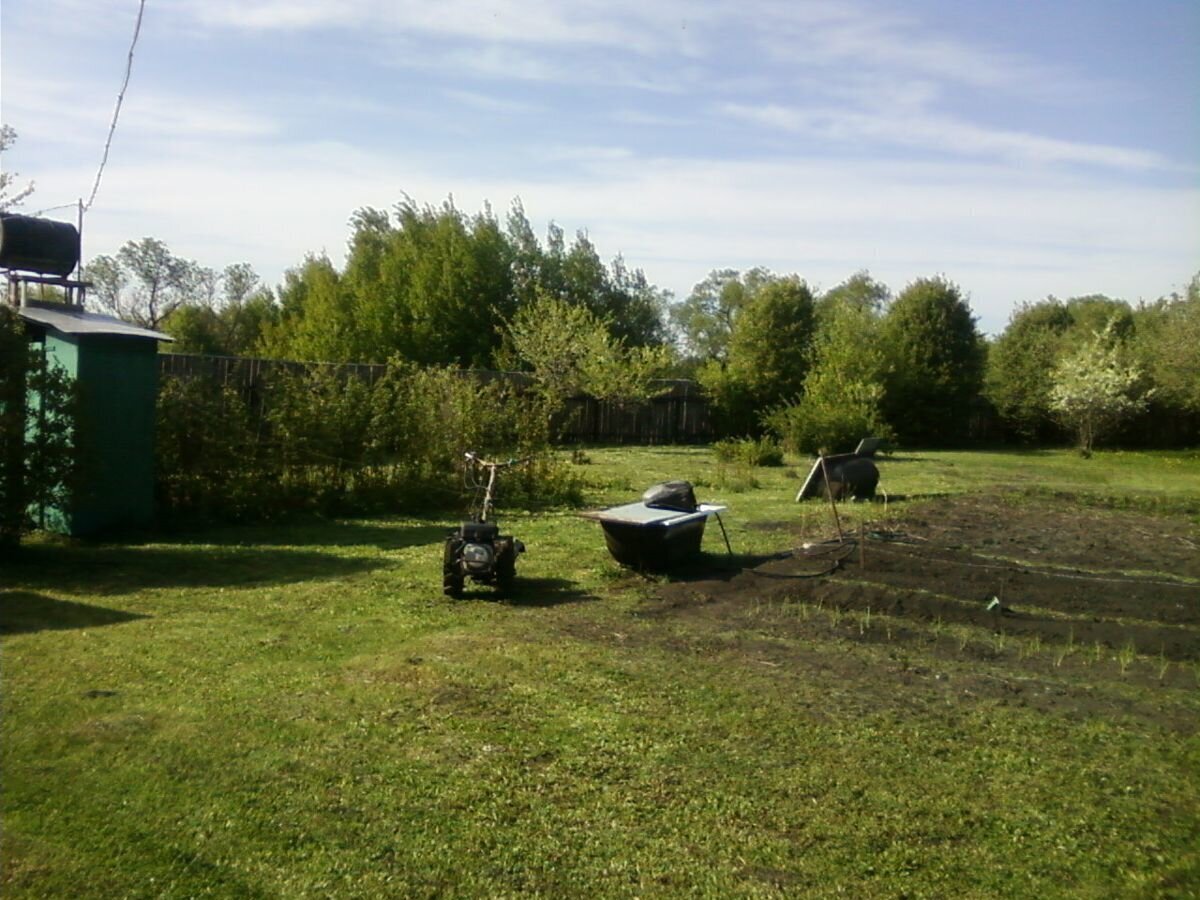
29, 202, 80, 216
82, 0, 148, 214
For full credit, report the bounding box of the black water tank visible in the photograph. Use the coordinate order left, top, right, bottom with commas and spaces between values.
0, 213, 81, 276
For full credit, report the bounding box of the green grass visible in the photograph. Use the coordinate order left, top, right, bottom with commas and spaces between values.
3, 446, 1199, 897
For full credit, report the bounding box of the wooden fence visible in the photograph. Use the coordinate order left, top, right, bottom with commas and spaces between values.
157, 353, 713, 444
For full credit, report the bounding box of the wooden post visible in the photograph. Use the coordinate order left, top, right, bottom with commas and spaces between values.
818, 454, 844, 543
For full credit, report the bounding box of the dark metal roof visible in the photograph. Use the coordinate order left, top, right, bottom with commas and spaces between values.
17, 302, 173, 342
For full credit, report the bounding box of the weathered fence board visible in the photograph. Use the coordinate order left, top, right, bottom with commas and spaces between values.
158, 354, 713, 444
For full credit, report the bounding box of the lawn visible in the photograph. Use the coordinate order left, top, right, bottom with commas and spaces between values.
3, 447, 1199, 897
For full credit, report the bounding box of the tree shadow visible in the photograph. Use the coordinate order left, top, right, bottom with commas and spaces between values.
1, 590, 149, 635
162, 519, 450, 551
4, 543, 385, 596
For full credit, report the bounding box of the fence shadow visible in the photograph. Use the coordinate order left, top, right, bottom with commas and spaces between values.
0, 590, 149, 635
164, 520, 450, 551
5, 544, 385, 596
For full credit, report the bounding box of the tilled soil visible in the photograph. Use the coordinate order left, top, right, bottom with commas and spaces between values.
622, 494, 1200, 732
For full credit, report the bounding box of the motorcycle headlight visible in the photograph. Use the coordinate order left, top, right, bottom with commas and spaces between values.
462, 542, 493, 571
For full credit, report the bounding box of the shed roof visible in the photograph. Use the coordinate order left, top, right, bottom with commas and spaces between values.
17, 302, 173, 342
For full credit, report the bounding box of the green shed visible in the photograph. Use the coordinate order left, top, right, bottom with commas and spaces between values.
18, 300, 172, 536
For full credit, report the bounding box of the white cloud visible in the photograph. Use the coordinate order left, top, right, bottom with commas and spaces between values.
6, 0, 1194, 340
721, 102, 1168, 171
49, 134, 1196, 337
181, 0, 693, 53
441, 89, 542, 115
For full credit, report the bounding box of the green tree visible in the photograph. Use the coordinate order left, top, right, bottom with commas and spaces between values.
880, 277, 985, 446
85, 238, 197, 329
1132, 273, 1200, 415
160, 263, 276, 356
669, 267, 773, 362
815, 270, 890, 321
1049, 321, 1151, 455
984, 298, 1073, 441
162, 305, 225, 355
259, 255, 353, 362
769, 293, 892, 455
1063, 295, 1134, 343
604, 255, 672, 348
700, 276, 816, 436
500, 291, 672, 445
335, 199, 516, 366
265, 197, 670, 368
518, 221, 669, 349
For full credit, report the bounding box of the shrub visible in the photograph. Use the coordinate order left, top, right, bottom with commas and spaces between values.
713, 436, 785, 467
156, 361, 581, 522
1, 309, 81, 548
767, 383, 895, 457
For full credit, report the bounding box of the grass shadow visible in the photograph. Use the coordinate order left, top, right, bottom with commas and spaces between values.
5, 544, 385, 596
872, 492, 956, 503
1, 590, 149, 635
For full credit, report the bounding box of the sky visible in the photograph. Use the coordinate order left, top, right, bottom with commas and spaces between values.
2, 0, 1198, 335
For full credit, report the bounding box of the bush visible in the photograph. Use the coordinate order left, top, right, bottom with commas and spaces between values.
1, 309, 81, 548
713, 436, 785, 467
156, 361, 581, 522
767, 383, 895, 457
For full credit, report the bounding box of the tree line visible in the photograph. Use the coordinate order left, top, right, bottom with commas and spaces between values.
53, 194, 1200, 453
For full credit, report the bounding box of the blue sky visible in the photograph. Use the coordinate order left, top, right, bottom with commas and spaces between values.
3, 0, 1197, 334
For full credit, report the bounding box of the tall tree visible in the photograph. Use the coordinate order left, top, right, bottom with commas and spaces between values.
258, 255, 352, 362
1063, 295, 1134, 343
85, 238, 196, 329
669, 267, 773, 362
0, 125, 35, 211
502, 291, 671, 413
815, 270, 890, 322
880, 277, 985, 446
984, 298, 1073, 441
1049, 320, 1151, 455
769, 292, 891, 455
1132, 273, 1200, 415
161, 263, 276, 356
700, 276, 816, 435
262, 196, 670, 367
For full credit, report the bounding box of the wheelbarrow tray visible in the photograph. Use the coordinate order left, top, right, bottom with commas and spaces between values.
581, 502, 726, 570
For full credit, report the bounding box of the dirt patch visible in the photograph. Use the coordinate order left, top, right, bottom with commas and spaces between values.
620, 494, 1200, 733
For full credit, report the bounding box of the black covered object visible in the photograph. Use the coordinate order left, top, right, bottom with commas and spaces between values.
583, 482, 725, 571
0, 213, 81, 277
642, 480, 697, 512
796, 454, 879, 501
597, 512, 708, 569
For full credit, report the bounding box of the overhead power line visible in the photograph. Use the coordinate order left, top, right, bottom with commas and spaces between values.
82, 0, 148, 214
